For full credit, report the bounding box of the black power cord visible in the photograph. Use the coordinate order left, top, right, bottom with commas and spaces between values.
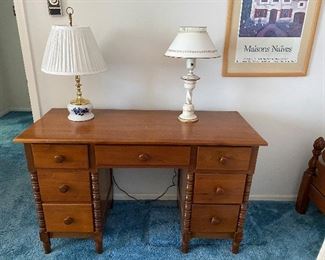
112, 169, 178, 202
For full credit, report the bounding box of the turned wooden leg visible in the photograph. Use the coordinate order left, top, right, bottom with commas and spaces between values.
26, 144, 52, 254
295, 170, 313, 214
232, 232, 242, 254
180, 150, 195, 254
94, 232, 103, 254
181, 233, 189, 253
181, 168, 194, 254
176, 169, 181, 209
91, 170, 104, 254
109, 168, 113, 210
40, 232, 51, 254
231, 174, 253, 254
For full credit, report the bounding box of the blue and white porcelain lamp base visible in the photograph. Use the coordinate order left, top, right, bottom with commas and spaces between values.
67, 103, 94, 122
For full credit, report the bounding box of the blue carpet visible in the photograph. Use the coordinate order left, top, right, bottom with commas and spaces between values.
0, 112, 324, 259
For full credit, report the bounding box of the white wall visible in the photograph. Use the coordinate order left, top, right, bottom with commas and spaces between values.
0, 70, 9, 116
0, 0, 30, 116
0, 1, 11, 116
18, 0, 324, 200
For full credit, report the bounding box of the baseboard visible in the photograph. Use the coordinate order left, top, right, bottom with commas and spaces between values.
249, 194, 296, 201
9, 107, 31, 112
113, 192, 297, 201
0, 107, 32, 117
114, 193, 177, 201
0, 109, 10, 117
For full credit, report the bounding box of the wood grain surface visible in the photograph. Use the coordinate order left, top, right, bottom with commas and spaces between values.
32, 144, 88, 169
43, 204, 93, 232
193, 174, 246, 204
15, 109, 267, 146
38, 170, 91, 202
196, 147, 252, 171
191, 204, 240, 233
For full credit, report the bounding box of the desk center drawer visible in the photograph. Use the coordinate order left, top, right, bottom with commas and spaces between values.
95, 145, 190, 167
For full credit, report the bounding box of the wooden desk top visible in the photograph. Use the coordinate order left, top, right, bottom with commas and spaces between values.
14, 109, 267, 146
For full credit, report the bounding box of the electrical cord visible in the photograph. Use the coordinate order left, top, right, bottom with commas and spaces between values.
112, 169, 178, 202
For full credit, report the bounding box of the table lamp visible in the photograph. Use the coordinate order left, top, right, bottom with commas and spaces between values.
41, 7, 107, 121
165, 26, 219, 123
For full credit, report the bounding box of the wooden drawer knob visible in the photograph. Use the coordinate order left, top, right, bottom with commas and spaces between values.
138, 153, 150, 161
215, 187, 224, 195
58, 184, 70, 193
210, 217, 221, 225
219, 156, 228, 164
54, 155, 65, 163
63, 217, 74, 225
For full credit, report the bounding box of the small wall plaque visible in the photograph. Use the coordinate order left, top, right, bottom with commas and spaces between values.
47, 0, 62, 16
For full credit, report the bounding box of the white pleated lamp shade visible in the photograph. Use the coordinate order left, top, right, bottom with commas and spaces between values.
165, 26, 219, 59
41, 25, 107, 75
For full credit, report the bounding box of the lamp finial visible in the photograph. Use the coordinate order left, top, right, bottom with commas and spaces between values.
66, 7, 74, 26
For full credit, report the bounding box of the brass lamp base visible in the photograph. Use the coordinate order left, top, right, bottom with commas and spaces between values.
70, 97, 90, 106
67, 75, 94, 122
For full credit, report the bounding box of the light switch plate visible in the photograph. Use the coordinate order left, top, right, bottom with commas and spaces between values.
47, 0, 62, 16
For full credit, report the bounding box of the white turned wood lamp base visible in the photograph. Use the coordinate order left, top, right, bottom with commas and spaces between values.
178, 99, 198, 123
178, 58, 200, 123
164, 26, 219, 123
178, 114, 198, 123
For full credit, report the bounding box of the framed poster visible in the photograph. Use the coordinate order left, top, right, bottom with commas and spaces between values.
223, 0, 322, 76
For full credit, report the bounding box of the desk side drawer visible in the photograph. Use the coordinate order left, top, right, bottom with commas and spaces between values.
32, 144, 89, 169
191, 204, 240, 233
95, 145, 190, 167
38, 170, 91, 202
43, 204, 93, 232
197, 147, 251, 171
193, 174, 246, 204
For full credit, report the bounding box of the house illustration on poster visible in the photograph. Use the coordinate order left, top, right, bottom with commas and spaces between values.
250, 0, 308, 25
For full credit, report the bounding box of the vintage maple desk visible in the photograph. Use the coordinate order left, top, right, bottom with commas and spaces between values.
14, 109, 267, 254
